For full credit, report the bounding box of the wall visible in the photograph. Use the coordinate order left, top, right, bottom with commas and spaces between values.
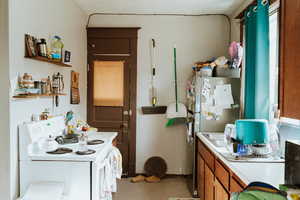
89, 15, 230, 174
0, 0, 11, 199
230, 0, 253, 42
9, 0, 87, 198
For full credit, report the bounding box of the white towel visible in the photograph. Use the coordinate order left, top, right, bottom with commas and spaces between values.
99, 147, 122, 200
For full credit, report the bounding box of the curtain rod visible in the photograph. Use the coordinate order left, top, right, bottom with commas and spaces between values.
86, 13, 232, 44
235, 0, 279, 20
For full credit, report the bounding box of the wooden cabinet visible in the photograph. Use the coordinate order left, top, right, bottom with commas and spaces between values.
197, 153, 205, 200
215, 159, 230, 190
197, 139, 246, 200
205, 164, 215, 200
215, 178, 230, 200
198, 140, 215, 171
230, 176, 245, 193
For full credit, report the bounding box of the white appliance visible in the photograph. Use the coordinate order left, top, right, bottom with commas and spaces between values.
18, 116, 117, 200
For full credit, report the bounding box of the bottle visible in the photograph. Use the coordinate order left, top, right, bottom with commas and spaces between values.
78, 132, 88, 152
50, 36, 64, 60
269, 107, 281, 159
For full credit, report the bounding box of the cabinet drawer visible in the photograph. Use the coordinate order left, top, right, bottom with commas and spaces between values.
198, 140, 215, 171
215, 159, 230, 190
230, 175, 245, 193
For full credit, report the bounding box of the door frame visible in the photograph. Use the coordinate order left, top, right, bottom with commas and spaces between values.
87, 27, 140, 176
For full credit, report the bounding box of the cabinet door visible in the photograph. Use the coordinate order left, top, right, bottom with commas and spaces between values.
230, 176, 244, 193
197, 154, 205, 200
215, 178, 230, 200
205, 164, 214, 200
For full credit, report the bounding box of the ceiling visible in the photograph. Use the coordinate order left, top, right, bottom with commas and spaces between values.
73, 0, 245, 16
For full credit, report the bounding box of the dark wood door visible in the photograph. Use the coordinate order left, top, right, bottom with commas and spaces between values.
87, 28, 139, 176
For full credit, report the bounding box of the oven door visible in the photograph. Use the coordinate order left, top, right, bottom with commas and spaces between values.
20, 160, 91, 200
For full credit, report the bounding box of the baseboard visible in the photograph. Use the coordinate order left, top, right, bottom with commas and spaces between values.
129, 173, 191, 178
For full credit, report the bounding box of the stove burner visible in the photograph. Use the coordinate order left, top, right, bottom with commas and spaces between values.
76, 149, 96, 155
87, 139, 104, 145
47, 148, 73, 154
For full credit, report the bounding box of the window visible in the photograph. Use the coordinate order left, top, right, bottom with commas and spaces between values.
269, 10, 279, 115
93, 61, 124, 107
239, 2, 280, 119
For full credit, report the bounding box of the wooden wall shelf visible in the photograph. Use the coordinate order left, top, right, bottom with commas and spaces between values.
25, 56, 72, 68
142, 106, 167, 114
13, 93, 67, 99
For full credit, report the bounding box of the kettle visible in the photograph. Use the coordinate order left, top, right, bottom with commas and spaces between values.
40, 135, 58, 152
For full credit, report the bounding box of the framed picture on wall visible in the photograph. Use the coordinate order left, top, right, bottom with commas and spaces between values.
71, 71, 80, 104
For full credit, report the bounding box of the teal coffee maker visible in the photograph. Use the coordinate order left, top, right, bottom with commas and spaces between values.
235, 119, 271, 156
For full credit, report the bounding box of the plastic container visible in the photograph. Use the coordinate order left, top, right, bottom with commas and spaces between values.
50, 36, 64, 60
215, 67, 240, 78
198, 66, 213, 77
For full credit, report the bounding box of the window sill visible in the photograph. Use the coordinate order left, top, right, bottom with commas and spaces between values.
280, 117, 300, 128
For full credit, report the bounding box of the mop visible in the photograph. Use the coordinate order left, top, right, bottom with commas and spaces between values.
166, 46, 187, 127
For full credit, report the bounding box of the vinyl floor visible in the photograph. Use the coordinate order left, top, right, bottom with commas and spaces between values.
113, 176, 192, 200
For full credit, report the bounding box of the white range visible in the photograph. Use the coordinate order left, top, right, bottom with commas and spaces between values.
18, 116, 117, 200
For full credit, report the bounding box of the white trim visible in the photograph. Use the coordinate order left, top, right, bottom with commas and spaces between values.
269, 0, 280, 14
280, 117, 300, 128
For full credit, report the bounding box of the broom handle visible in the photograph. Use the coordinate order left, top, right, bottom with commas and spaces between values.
174, 46, 178, 112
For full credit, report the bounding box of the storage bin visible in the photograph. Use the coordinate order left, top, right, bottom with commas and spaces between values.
215, 67, 240, 78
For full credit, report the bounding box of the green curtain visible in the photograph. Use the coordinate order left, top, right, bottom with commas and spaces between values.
244, 0, 270, 120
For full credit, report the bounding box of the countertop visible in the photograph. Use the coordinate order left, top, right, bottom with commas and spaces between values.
197, 132, 285, 188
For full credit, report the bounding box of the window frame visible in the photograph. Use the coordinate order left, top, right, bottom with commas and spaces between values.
237, 0, 300, 127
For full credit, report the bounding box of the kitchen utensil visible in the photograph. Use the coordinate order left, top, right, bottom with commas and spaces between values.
52, 72, 64, 94
144, 156, 167, 178
40, 135, 58, 152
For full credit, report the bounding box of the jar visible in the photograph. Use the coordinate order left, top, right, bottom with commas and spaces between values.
20, 73, 34, 88
37, 38, 47, 57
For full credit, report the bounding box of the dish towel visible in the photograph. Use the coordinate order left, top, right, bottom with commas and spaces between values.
99, 147, 122, 200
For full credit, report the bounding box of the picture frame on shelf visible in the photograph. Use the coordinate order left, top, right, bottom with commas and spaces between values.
64, 50, 71, 63
25, 34, 37, 57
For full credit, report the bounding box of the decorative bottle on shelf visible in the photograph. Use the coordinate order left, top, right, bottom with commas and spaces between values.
50, 36, 64, 61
